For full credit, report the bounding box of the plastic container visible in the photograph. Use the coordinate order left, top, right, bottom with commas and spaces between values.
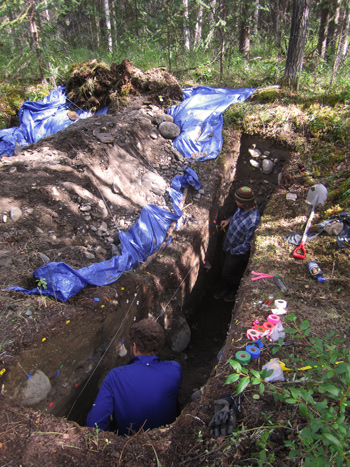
273, 275, 288, 292
308, 261, 327, 283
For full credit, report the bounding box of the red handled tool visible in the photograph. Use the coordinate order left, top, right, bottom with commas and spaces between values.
293, 184, 328, 260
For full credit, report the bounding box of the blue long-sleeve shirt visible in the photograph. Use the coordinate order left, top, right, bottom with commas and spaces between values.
223, 206, 261, 255
86, 355, 182, 435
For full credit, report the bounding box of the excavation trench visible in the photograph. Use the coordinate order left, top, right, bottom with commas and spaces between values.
3, 133, 290, 431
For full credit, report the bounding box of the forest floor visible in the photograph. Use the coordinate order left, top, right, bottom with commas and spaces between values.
0, 62, 349, 466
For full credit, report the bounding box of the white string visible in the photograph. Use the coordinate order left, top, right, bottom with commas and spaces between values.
66, 257, 201, 418
156, 257, 200, 321
66, 289, 139, 419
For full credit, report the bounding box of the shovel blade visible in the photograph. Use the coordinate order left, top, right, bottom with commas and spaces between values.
306, 184, 328, 207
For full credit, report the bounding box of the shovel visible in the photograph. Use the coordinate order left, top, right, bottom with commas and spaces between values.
293, 184, 328, 259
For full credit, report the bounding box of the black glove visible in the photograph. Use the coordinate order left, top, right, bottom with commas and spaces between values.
209, 394, 237, 437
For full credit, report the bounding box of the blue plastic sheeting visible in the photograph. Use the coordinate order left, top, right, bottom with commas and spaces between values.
8, 168, 200, 302
0, 86, 107, 157
167, 86, 255, 161
8, 85, 252, 302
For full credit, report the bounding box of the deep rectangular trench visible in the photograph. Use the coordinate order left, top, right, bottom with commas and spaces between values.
3, 133, 290, 429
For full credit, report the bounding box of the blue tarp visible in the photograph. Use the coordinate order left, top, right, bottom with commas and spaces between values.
9, 167, 200, 302
167, 86, 255, 161
7, 85, 254, 301
0, 86, 107, 157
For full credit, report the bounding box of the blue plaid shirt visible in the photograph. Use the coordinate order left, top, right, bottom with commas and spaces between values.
223, 206, 261, 255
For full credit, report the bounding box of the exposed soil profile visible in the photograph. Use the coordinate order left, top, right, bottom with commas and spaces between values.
12, 68, 350, 465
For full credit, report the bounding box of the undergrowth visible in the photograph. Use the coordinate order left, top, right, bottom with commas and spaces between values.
225, 315, 350, 466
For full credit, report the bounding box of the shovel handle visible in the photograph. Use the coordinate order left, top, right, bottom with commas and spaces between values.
293, 241, 306, 259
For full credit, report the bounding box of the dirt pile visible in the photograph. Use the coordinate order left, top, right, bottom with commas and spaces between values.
66, 58, 183, 111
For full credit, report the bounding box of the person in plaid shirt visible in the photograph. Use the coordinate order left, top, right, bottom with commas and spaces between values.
214, 186, 261, 302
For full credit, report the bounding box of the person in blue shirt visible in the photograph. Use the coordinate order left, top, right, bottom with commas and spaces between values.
86, 319, 182, 435
214, 186, 261, 302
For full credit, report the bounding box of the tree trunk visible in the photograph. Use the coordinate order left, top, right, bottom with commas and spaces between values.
282, 0, 310, 88
331, 3, 350, 78
194, 4, 203, 47
239, 2, 252, 59
110, 0, 118, 50
327, 0, 341, 57
29, 0, 47, 85
270, 0, 283, 49
182, 0, 190, 51
103, 0, 113, 53
239, 20, 251, 59
252, 0, 259, 35
317, 0, 330, 59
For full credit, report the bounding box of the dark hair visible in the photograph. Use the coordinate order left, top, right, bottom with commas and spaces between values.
129, 319, 165, 355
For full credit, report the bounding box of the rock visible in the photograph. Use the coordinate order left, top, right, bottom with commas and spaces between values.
14, 143, 22, 156
93, 200, 109, 219
141, 172, 167, 195
166, 314, 191, 352
67, 110, 79, 121
262, 158, 274, 174
94, 132, 114, 144
38, 253, 50, 264
113, 175, 122, 194
248, 148, 261, 158
249, 159, 260, 169
153, 113, 174, 126
0, 250, 12, 267
158, 122, 181, 139
116, 342, 128, 358
85, 251, 95, 259
191, 390, 202, 402
99, 221, 108, 233
10, 207, 23, 222
18, 370, 51, 407
80, 204, 92, 212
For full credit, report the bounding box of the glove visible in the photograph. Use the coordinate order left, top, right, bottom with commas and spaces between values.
209, 394, 237, 437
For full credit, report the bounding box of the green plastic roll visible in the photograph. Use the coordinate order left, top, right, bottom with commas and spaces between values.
235, 350, 251, 365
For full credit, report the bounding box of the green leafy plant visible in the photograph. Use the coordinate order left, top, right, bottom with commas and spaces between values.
224, 314, 350, 465
36, 277, 48, 307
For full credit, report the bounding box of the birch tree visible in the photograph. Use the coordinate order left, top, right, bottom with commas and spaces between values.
103, 0, 113, 53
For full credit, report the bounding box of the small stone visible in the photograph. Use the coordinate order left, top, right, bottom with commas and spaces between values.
38, 253, 50, 264
85, 252, 95, 260
95, 132, 114, 144
80, 204, 91, 212
262, 159, 274, 174
67, 111, 79, 121
248, 148, 261, 158
10, 207, 23, 222
249, 159, 260, 169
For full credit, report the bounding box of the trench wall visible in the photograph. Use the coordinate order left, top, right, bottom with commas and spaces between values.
3, 132, 240, 423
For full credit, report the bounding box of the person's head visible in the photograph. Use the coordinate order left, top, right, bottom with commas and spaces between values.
234, 186, 256, 210
129, 318, 165, 356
